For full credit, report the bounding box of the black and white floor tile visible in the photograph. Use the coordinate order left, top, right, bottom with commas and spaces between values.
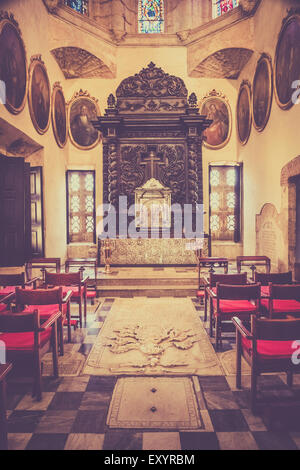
5, 295, 300, 450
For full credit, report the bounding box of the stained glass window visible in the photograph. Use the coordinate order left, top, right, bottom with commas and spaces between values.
64, 0, 89, 16
209, 165, 241, 242
138, 0, 164, 34
67, 171, 96, 243
212, 0, 239, 19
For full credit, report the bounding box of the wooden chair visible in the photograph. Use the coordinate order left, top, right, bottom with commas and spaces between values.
205, 272, 248, 324
213, 283, 261, 350
254, 271, 293, 297
65, 258, 97, 305
0, 363, 13, 450
44, 271, 89, 327
237, 256, 271, 280
0, 273, 38, 300
0, 293, 15, 313
15, 287, 72, 355
234, 315, 300, 413
261, 283, 300, 318
196, 257, 228, 309
25, 258, 61, 283
0, 309, 60, 401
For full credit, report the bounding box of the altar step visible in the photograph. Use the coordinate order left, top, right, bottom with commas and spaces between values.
96, 284, 198, 297
96, 277, 197, 287
96, 276, 199, 297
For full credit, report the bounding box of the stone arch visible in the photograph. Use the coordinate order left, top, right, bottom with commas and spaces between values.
280, 155, 300, 274
281, 155, 300, 185
189, 47, 254, 79
51, 47, 115, 79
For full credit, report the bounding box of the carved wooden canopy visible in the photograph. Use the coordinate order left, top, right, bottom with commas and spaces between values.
117, 62, 188, 99
115, 62, 189, 114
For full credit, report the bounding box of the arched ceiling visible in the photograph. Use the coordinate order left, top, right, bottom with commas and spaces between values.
51, 47, 114, 79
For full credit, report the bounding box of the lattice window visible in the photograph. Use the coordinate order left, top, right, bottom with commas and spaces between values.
209, 165, 241, 242
138, 0, 164, 34
212, 0, 239, 19
67, 171, 95, 243
64, 0, 89, 15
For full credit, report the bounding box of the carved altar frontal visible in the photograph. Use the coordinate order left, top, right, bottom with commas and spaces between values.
98, 236, 210, 266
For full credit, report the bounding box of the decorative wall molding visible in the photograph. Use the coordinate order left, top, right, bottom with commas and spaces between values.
240, 0, 261, 14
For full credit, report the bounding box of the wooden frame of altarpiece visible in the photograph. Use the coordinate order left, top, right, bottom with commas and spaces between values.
93, 62, 212, 241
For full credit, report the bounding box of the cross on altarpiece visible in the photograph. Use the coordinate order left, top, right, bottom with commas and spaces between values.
140, 147, 164, 180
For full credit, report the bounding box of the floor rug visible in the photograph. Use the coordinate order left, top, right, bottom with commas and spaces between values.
42, 352, 85, 377
106, 377, 203, 429
218, 349, 251, 376
83, 298, 223, 376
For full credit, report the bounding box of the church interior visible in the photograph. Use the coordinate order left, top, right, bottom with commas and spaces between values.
1, 0, 300, 452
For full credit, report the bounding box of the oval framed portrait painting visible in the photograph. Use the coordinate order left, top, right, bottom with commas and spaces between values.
68, 90, 100, 150
237, 81, 252, 145
252, 54, 273, 132
274, 13, 300, 110
200, 90, 231, 150
28, 56, 51, 135
52, 83, 67, 148
0, 14, 27, 114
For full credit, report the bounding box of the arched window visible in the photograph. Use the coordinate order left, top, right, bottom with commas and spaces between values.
212, 0, 239, 19
64, 0, 89, 16
138, 0, 164, 34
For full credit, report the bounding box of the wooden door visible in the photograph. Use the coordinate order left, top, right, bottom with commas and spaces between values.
30, 167, 44, 257
0, 156, 31, 266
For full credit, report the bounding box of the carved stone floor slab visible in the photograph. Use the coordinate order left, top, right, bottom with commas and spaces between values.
106, 377, 203, 430
83, 298, 223, 376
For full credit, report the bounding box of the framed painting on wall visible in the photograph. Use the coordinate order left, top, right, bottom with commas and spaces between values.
274, 12, 300, 110
200, 90, 231, 150
0, 12, 27, 115
252, 54, 273, 132
52, 82, 67, 148
68, 90, 100, 150
237, 80, 252, 145
28, 55, 51, 135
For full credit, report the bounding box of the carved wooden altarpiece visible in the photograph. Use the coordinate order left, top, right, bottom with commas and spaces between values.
94, 63, 212, 264
94, 62, 211, 213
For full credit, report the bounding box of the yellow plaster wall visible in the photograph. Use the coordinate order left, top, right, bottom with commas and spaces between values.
3, 0, 298, 265
236, 0, 300, 266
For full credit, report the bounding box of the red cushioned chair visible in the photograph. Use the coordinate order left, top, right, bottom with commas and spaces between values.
0, 293, 15, 313
205, 272, 248, 327
0, 273, 38, 300
25, 258, 61, 283
44, 271, 89, 327
65, 259, 97, 306
261, 283, 300, 318
254, 271, 293, 298
234, 315, 300, 413
15, 287, 72, 356
0, 309, 60, 401
212, 283, 261, 350
196, 258, 228, 311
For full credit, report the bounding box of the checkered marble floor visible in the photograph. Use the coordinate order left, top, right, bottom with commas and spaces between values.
5, 297, 300, 451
